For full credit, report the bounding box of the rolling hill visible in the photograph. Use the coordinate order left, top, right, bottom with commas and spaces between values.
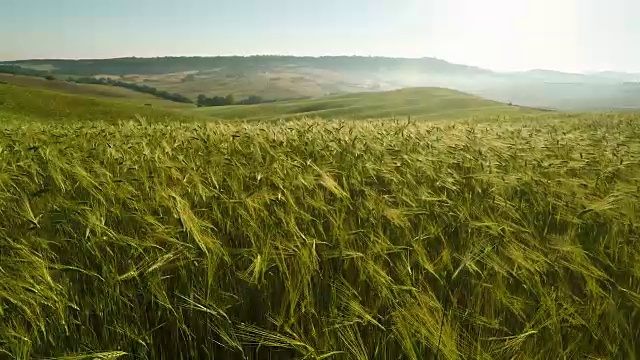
195, 87, 537, 121
1, 79, 538, 122
2, 57, 485, 102
3, 56, 640, 110
0, 83, 199, 123
0, 73, 193, 109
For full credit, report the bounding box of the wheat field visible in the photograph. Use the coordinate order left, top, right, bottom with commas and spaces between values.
1, 113, 640, 359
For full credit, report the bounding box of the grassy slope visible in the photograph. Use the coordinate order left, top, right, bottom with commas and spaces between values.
1, 111, 639, 359
0, 83, 200, 123
1, 78, 536, 123
0, 74, 194, 110
195, 87, 537, 121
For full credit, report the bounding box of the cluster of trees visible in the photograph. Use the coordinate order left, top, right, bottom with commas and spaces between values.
0, 65, 52, 78
197, 94, 235, 107
0, 65, 58, 82
196, 94, 271, 107
71, 77, 193, 103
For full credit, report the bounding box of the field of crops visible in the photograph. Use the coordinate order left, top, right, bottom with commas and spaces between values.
1, 113, 640, 359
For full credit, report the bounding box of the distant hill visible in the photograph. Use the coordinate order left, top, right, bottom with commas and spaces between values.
507, 69, 592, 83
3, 56, 640, 111
588, 71, 640, 82
0, 57, 494, 102
2, 56, 490, 76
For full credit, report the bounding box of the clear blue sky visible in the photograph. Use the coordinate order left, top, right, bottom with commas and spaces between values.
1, 0, 639, 72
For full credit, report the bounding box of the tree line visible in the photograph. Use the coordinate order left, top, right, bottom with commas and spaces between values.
196, 94, 273, 107
71, 77, 193, 103
0, 65, 50, 77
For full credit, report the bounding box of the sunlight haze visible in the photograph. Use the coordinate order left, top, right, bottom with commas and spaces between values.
1, 0, 638, 72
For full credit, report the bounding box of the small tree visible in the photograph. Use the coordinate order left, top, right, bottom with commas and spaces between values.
44, 75, 55, 81
239, 95, 264, 105
210, 96, 227, 106
225, 94, 235, 105
197, 94, 208, 107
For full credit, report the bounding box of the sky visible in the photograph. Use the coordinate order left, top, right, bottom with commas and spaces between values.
1, 0, 638, 72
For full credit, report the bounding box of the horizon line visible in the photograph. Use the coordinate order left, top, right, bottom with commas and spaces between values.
1, 54, 634, 75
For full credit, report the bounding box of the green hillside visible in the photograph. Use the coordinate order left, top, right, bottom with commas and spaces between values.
195, 87, 536, 121
1, 80, 536, 123
0, 83, 198, 123
0, 74, 194, 109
